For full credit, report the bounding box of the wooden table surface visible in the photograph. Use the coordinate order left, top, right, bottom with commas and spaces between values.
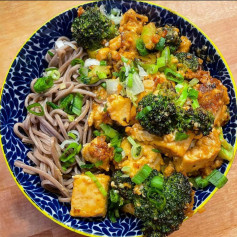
1, 1, 237, 237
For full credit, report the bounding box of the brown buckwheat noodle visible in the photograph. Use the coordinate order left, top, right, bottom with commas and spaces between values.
14, 37, 102, 202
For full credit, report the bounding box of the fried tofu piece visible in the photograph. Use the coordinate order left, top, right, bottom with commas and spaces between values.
107, 94, 132, 126
82, 136, 114, 171
116, 138, 164, 177
196, 76, 230, 127
126, 124, 194, 157
174, 128, 221, 173
152, 132, 195, 158
70, 174, 110, 218
185, 70, 230, 127
88, 103, 112, 129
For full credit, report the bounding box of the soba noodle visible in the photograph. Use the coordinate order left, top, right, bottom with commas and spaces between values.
14, 37, 100, 201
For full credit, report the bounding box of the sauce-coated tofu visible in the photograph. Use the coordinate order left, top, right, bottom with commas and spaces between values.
82, 136, 113, 171
174, 128, 221, 173
107, 94, 132, 126
70, 174, 110, 218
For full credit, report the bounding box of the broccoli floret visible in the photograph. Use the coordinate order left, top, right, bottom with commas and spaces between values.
137, 94, 177, 137
110, 171, 135, 201
179, 108, 214, 136
108, 171, 135, 222
109, 170, 193, 237
137, 171, 192, 237
137, 93, 214, 137
71, 6, 118, 50
158, 26, 182, 53
175, 52, 200, 71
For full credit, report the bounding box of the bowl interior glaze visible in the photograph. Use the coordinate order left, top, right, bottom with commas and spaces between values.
0, 1, 236, 236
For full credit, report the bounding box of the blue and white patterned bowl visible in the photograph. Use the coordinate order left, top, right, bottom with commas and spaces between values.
0, 1, 236, 236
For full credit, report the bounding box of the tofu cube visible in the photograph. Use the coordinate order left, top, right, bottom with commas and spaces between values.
174, 128, 221, 173
107, 94, 131, 126
82, 136, 113, 171
70, 174, 110, 218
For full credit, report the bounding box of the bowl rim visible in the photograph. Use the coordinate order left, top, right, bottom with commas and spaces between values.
0, 0, 236, 236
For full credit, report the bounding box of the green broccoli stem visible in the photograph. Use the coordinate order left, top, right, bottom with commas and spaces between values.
218, 128, 234, 161
218, 146, 234, 161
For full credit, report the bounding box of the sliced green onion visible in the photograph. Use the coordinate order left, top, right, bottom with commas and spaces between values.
175, 82, 189, 107
121, 166, 131, 173
127, 73, 133, 88
79, 67, 89, 77
85, 171, 107, 197
110, 135, 122, 148
93, 130, 101, 137
192, 99, 200, 109
188, 88, 199, 99
97, 71, 107, 79
131, 164, 152, 185
71, 58, 84, 66
188, 88, 199, 109
45, 67, 58, 72
80, 163, 95, 169
188, 177, 199, 189
130, 67, 136, 74
194, 176, 209, 188
46, 69, 60, 80
101, 82, 107, 89
157, 56, 166, 69
164, 68, 184, 83
100, 123, 118, 139
150, 176, 164, 190
147, 188, 166, 211
189, 78, 199, 87
175, 83, 183, 93
131, 145, 142, 160
121, 56, 129, 63
68, 114, 75, 122
207, 170, 228, 189
161, 46, 170, 64
115, 147, 123, 153
95, 160, 103, 167
26, 103, 44, 116
60, 94, 74, 110
175, 132, 189, 141
136, 38, 149, 56
68, 132, 77, 140
46, 101, 59, 110
155, 37, 166, 51
48, 50, 54, 57
193, 169, 228, 189
60, 143, 81, 162
127, 136, 137, 147
119, 67, 126, 82
143, 64, 158, 75
100, 60, 107, 66
33, 77, 54, 93
114, 151, 122, 163
152, 149, 160, 153
72, 93, 83, 116
112, 71, 120, 78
